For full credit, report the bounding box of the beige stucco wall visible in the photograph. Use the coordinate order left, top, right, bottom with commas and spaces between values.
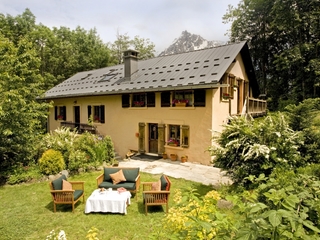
49, 91, 215, 165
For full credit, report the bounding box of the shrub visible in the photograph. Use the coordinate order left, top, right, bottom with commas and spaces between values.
164, 188, 234, 239
68, 150, 88, 172
209, 113, 305, 187
7, 164, 42, 184
38, 149, 65, 175
39, 128, 115, 172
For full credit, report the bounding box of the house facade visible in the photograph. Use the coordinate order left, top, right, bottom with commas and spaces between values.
43, 41, 266, 165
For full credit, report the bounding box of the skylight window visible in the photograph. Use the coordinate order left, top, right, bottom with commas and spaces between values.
99, 72, 118, 82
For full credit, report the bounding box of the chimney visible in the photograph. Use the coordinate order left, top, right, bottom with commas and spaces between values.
123, 49, 139, 80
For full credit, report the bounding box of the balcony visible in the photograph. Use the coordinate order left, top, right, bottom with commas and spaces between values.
247, 97, 267, 117
60, 122, 96, 134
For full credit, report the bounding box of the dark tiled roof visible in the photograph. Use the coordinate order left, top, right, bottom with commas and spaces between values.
44, 41, 248, 99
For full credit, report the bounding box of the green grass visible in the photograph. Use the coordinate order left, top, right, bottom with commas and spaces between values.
0, 171, 213, 240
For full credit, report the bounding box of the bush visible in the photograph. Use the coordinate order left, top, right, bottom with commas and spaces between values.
38, 149, 65, 175
39, 128, 115, 172
7, 164, 42, 184
209, 113, 305, 187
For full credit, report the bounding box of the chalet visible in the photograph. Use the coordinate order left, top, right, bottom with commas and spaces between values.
43, 41, 266, 165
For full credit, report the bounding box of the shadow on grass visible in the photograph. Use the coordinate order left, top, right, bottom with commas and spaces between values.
45, 200, 84, 213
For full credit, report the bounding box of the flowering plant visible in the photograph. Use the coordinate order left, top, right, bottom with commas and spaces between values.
133, 101, 145, 106
57, 115, 64, 120
222, 93, 230, 99
94, 116, 100, 122
172, 99, 189, 104
167, 139, 179, 145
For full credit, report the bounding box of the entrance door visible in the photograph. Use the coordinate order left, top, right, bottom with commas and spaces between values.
149, 123, 158, 153
74, 106, 80, 130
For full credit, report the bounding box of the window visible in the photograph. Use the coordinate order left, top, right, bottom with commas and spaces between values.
167, 124, 189, 148
132, 93, 146, 107
161, 91, 171, 107
122, 94, 130, 108
173, 91, 192, 106
221, 74, 235, 100
194, 89, 206, 107
88, 105, 105, 123
99, 71, 118, 82
54, 106, 66, 121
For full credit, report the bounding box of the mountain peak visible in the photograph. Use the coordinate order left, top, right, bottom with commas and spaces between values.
159, 31, 226, 56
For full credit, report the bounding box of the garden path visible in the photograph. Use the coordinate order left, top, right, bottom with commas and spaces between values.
119, 158, 231, 187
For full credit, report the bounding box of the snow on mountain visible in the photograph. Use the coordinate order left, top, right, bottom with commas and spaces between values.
158, 30, 226, 56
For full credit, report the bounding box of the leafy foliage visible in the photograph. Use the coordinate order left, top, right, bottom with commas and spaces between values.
38, 149, 65, 175
39, 127, 115, 172
209, 113, 304, 187
224, 0, 320, 110
285, 98, 320, 163
228, 169, 320, 239
164, 188, 234, 239
0, 33, 50, 171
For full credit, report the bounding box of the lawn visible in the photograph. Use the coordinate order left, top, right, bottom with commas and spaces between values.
0, 171, 213, 240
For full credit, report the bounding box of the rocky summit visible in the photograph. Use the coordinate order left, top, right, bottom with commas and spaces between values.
158, 30, 226, 56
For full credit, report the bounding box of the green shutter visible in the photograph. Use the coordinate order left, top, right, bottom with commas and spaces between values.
181, 125, 189, 148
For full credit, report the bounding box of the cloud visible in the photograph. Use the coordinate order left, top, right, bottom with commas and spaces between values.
0, 0, 239, 53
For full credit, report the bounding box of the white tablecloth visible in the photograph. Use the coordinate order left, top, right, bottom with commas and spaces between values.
85, 189, 131, 214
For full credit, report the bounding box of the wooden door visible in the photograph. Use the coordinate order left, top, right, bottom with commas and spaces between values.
149, 123, 158, 153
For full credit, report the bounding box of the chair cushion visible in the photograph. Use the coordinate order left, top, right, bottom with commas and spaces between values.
152, 180, 161, 191
104, 168, 120, 181
74, 190, 83, 201
122, 168, 139, 182
52, 174, 67, 190
160, 175, 168, 191
103, 168, 139, 182
62, 179, 72, 190
109, 169, 126, 184
99, 181, 136, 190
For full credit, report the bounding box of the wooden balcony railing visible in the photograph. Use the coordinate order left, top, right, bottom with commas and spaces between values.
60, 122, 96, 134
247, 97, 267, 117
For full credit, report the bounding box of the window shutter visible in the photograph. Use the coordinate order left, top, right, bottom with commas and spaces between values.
181, 125, 189, 148
138, 122, 146, 153
54, 106, 58, 120
146, 92, 155, 107
100, 105, 105, 123
194, 89, 206, 107
88, 105, 92, 119
122, 94, 130, 108
62, 106, 66, 120
161, 92, 171, 107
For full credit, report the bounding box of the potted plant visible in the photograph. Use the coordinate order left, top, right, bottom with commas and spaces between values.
162, 152, 168, 159
181, 155, 188, 163
170, 153, 177, 161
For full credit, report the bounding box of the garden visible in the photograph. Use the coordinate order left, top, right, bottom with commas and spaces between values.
2, 99, 320, 239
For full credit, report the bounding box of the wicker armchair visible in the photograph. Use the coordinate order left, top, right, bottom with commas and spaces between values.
142, 175, 171, 215
49, 174, 85, 213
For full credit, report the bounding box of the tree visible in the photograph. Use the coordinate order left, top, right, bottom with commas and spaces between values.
0, 34, 50, 170
109, 31, 156, 65
224, 0, 320, 110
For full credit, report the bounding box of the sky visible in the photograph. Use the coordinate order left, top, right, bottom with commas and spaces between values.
0, 0, 240, 55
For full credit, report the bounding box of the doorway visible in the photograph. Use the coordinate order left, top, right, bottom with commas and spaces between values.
74, 106, 80, 130
149, 123, 158, 153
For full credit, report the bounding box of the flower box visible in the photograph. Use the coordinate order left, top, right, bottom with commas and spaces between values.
175, 102, 186, 107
